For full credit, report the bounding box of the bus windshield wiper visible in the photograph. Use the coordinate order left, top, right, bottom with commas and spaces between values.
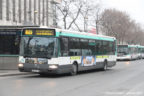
41, 56, 51, 59
23, 54, 51, 59
23, 55, 32, 58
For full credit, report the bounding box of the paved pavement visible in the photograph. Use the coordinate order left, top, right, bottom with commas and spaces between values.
0, 70, 32, 76
0, 60, 144, 96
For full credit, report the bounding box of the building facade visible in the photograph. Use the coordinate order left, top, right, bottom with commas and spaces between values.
0, 26, 39, 69
0, 0, 61, 69
0, 0, 56, 26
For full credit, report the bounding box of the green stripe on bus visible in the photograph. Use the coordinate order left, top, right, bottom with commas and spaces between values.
59, 32, 115, 41
0, 55, 19, 57
128, 45, 138, 48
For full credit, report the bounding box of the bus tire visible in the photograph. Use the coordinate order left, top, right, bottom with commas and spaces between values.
70, 64, 77, 76
102, 61, 107, 71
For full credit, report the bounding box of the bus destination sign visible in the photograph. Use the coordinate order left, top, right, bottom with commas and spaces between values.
23, 29, 56, 36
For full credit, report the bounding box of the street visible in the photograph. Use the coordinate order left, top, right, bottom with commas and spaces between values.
0, 60, 144, 96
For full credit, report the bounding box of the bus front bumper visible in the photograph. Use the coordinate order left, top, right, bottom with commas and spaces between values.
18, 63, 72, 74
117, 55, 131, 60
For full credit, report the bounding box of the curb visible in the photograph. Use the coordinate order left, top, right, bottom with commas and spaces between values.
0, 72, 34, 77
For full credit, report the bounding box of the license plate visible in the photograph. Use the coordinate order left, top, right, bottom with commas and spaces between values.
32, 69, 40, 72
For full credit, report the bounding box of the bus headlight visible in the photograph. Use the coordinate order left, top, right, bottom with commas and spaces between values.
18, 63, 24, 68
49, 65, 58, 69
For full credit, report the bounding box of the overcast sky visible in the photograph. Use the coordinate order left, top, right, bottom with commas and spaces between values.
101, 0, 144, 25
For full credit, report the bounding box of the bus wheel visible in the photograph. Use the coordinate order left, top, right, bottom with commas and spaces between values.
102, 61, 107, 71
70, 64, 77, 76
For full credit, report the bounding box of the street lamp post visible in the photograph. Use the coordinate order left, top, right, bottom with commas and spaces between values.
84, 16, 88, 32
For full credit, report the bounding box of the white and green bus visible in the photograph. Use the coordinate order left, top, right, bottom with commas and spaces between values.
117, 44, 139, 60
138, 45, 144, 59
18, 27, 117, 75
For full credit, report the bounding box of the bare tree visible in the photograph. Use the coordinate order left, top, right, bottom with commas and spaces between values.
100, 9, 144, 45
100, 9, 132, 44
56, 0, 83, 30
126, 22, 144, 45
56, 0, 144, 44
56, 0, 102, 32
79, 0, 93, 32
90, 4, 102, 34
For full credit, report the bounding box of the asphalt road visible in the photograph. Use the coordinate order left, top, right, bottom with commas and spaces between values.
1, 60, 144, 96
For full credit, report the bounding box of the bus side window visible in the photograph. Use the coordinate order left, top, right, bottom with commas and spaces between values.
95, 40, 102, 55
112, 41, 116, 55
109, 42, 113, 55
102, 41, 113, 55
80, 39, 89, 56
88, 39, 96, 55
107, 41, 114, 55
60, 37, 68, 56
69, 38, 81, 56
102, 41, 107, 55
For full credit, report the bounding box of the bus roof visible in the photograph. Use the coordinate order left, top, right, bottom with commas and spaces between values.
56, 29, 116, 41
22, 27, 116, 41
137, 45, 144, 48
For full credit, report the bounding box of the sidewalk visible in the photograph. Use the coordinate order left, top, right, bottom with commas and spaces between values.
0, 70, 33, 77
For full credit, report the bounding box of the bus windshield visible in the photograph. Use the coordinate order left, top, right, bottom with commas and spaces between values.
20, 37, 57, 58
117, 46, 129, 55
